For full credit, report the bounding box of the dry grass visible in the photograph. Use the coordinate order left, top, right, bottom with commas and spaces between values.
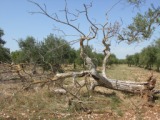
0, 64, 160, 119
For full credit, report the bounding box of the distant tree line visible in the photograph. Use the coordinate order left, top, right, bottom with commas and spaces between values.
0, 28, 122, 73
11, 34, 122, 72
126, 38, 160, 71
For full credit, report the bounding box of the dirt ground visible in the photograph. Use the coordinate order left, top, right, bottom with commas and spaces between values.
0, 64, 160, 120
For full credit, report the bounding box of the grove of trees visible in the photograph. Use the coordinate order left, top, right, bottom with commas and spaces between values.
10, 33, 120, 73
126, 38, 160, 71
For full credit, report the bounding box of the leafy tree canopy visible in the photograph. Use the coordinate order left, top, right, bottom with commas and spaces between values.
0, 28, 6, 45
119, 2, 160, 43
0, 28, 11, 62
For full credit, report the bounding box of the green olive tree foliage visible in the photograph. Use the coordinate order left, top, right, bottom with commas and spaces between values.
75, 45, 104, 68
38, 34, 76, 72
154, 39, 160, 71
119, 4, 160, 43
0, 29, 6, 45
127, 0, 146, 7
11, 50, 26, 63
75, 45, 119, 67
11, 34, 117, 72
127, 46, 157, 69
126, 38, 160, 71
0, 46, 11, 62
0, 28, 11, 62
155, 52, 160, 71
126, 55, 134, 67
108, 54, 118, 66
132, 53, 140, 66
11, 34, 77, 72
141, 46, 157, 69
19, 36, 39, 64
11, 36, 40, 73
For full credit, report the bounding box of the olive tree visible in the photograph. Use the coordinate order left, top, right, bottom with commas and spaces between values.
38, 34, 75, 72
0, 28, 11, 62
155, 39, 160, 71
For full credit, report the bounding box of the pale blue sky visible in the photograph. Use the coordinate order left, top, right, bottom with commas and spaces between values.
0, 0, 159, 59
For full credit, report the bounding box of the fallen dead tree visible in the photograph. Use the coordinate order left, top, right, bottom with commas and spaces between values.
0, 61, 159, 105
26, 0, 160, 105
